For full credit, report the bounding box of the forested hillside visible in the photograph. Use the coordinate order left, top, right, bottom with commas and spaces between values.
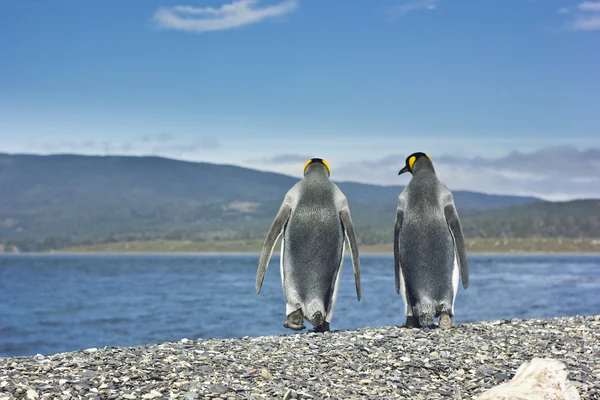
1, 153, 597, 253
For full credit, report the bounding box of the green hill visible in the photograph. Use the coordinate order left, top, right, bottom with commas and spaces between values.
1, 153, 597, 253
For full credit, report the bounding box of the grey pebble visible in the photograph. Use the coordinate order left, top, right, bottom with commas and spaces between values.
209, 384, 228, 394
0, 315, 598, 399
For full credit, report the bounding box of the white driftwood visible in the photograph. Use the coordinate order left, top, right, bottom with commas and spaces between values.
476, 358, 581, 400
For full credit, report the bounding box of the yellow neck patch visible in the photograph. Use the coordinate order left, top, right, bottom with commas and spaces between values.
408, 156, 417, 170
304, 159, 331, 174
303, 159, 312, 172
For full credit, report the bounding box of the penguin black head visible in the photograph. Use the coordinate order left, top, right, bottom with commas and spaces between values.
303, 157, 331, 176
398, 152, 432, 175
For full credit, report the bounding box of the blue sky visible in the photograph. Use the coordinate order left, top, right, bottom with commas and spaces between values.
1, 0, 599, 200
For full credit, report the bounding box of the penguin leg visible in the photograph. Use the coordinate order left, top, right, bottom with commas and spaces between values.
396, 261, 420, 329
283, 308, 306, 331
313, 321, 330, 333
439, 312, 453, 330
402, 316, 421, 329
400, 289, 421, 328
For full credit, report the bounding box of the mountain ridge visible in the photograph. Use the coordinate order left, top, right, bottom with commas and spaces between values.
1, 153, 598, 252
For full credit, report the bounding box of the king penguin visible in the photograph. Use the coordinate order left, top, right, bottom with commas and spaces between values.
255, 158, 361, 333
394, 152, 469, 329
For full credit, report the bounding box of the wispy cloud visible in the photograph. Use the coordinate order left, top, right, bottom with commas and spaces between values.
150, 136, 222, 157
41, 141, 131, 153
579, 1, 600, 11
389, 0, 438, 19
34, 135, 222, 158
563, 1, 600, 31
153, 0, 298, 33
434, 146, 600, 180
253, 147, 600, 200
141, 133, 174, 143
156, 143, 202, 154
249, 154, 312, 165
140, 133, 221, 150
199, 136, 221, 150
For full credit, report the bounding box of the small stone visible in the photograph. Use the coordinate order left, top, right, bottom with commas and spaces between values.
27, 390, 39, 400
209, 385, 227, 395
261, 368, 273, 380
84, 348, 98, 353
0, 315, 596, 400
142, 390, 162, 399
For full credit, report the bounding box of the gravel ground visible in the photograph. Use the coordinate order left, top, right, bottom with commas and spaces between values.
1, 315, 598, 400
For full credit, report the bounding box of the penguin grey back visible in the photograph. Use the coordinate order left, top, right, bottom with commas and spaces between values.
402, 163, 455, 299
256, 158, 361, 330
395, 152, 469, 324
283, 165, 344, 317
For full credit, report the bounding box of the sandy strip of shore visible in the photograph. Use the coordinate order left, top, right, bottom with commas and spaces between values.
1, 315, 598, 400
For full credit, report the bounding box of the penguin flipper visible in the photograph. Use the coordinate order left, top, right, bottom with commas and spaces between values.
339, 208, 361, 301
393, 207, 404, 295
256, 203, 292, 294
444, 200, 469, 289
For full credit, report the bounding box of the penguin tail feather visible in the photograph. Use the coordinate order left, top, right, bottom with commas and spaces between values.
414, 301, 452, 324
413, 302, 436, 325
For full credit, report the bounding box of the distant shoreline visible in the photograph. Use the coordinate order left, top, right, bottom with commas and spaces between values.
4, 250, 600, 256
3, 237, 600, 256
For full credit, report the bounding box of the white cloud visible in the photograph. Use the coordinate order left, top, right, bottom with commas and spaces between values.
564, 1, 600, 31
153, 0, 298, 33
578, 1, 600, 11
389, 0, 438, 19
150, 136, 222, 155
249, 154, 312, 165
199, 136, 222, 150
570, 15, 600, 30
142, 133, 174, 143
253, 147, 600, 200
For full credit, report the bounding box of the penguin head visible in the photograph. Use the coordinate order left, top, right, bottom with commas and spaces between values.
398, 152, 432, 175
303, 158, 331, 177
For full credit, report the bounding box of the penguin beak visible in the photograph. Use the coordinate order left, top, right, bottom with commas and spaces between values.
398, 166, 409, 175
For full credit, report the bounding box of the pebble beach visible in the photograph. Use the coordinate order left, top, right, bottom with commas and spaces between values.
1, 315, 598, 400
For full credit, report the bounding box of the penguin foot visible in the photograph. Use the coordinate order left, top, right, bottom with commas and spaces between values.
439, 313, 453, 330
312, 321, 330, 333
401, 316, 421, 329
283, 309, 306, 331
